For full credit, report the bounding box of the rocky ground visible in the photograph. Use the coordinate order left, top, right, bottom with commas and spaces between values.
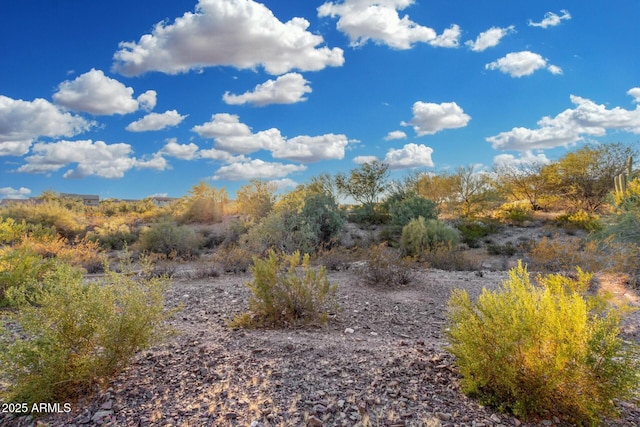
2, 225, 640, 427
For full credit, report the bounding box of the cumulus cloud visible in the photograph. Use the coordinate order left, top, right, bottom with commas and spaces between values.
628, 87, 640, 103
465, 25, 515, 52
16, 139, 167, 179
528, 10, 571, 29
401, 101, 470, 136
126, 110, 187, 132
212, 159, 306, 181
486, 90, 640, 150
318, 0, 460, 49
384, 130, 407, 140
223, 73, 312, 106
0, 95, 93, 156
0, 187, 31, 200
192, 113, 283, 154
160, 140, 200, 160
485, 51, 561, 77
384, 143, 434, 169
53, 69, 156, 115
271, 134, 349, 162
354, 155, 379, 164
112, 0, 344, 76
493, 150, 550, 168
193, 113, 351, 161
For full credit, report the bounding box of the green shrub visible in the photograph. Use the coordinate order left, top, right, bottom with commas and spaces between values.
493, 201, 533, 224
0, 256, 170, 405
401, 217, 460, 257
229, 250, 338, 328
487, 242, 517, 257
138, 218, 202, 258
388, 194, 438, 232
88, 221, 138, 250
358, 244, 414, 287
0, 247, 79, 307
456, 219, 498, 248
555, 210, 602, 232
447, 261, 639, 424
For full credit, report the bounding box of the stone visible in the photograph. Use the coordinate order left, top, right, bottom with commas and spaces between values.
91, 410, 114, 423
344, 328, 355, 334
307, 415, 323, 426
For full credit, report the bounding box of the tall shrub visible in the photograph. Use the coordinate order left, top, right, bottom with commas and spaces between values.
447, 261, 639, 424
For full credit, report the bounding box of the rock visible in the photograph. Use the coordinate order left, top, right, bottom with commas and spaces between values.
307, 415, 323, 426
435, 412, 452, 421
100, 400, 113, 410
344, 328, 355, 334
91, 410, 114, 423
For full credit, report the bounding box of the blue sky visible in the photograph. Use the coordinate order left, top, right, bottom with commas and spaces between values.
1, 0, 639, 200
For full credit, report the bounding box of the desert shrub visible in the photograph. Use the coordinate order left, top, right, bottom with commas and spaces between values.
88, 220, 138, 250
358, 244, 414, 287
401, 217, 460, 257
555, 210, 602, 232
243, 210, 316, 255
0, 201, 84, 239
313, 245, 362, 271
387, 194, 438, 232
212, 245, 254, 273
447, 261, 639, 424
594, 210, 640, 246
528, 235, 603, 273
456, 219, 499, 248
229, 250, 338, 328
421, 243, 485, 271
487, 242, 517, 257
0, 247, 80, 307
493, 201, 533, 224
138, 218, 202, 259
299, 193, 345, 246
0, 256, 170, 405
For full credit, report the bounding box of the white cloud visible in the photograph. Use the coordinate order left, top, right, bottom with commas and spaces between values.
0, 187, 31, 199
112, 0, 344, 76
493, 150, 550, 168
528, 10, 571, 29
354, 155, 379, 164
486, 90, 640, 150
384, 130, 407, 140
465, 25, 515, 52
199, 148, 249, 164
16, 139, 167, 178
223, 73, 312, 106
160, 140, 200, 160
318, 0, 460, 49
485, 51, 561, 77
53, 69, 156, 115
212, 159, 306, 181
126, 110, 187, 132
192, 113, 283, 154
269, 178, 298, 191
271, 134, 349, 162
193, 113, 351, 161
401, 101, 470, 136
0, 95, 93, 156
384, 143, 434, 169
628, 87, 640, 103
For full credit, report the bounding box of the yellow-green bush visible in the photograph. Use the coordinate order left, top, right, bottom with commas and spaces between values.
447, 261, 639, 425
230, 250, 338, 328
400, 217, 460, 257
493, 200, 533, 224
555, 210, 602, 232
0, 201, 84, 239
138, 218, 202, 258
0, 255, 170, 406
